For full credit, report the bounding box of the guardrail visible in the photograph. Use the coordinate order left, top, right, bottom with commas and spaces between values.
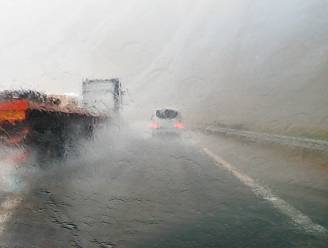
204, 126, 328, 152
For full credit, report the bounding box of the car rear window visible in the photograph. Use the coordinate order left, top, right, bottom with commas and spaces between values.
156, 109, 178, 119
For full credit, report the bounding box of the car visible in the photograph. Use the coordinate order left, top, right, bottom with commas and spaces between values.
150, 108, 185, 136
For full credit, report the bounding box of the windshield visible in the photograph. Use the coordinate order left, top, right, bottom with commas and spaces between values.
0, 1, 327, 248
156, 109, 178, 119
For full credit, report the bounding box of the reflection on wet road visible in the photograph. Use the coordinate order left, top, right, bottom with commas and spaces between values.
0, 127, 327, 247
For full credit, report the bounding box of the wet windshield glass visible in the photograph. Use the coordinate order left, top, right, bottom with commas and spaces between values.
156, 109, 178, 119
0, 1, 327, 248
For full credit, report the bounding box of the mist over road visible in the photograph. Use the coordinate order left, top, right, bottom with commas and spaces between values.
0, 125, 327, 248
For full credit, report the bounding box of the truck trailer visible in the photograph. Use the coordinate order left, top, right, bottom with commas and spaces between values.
0, 78, 124, 162
0, 90, 105, 161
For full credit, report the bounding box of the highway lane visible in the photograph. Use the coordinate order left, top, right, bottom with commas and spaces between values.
0, 127, 327, 247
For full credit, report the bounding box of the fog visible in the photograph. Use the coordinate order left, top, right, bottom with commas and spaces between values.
1, 2, 328, 246
1, 0, 327, 136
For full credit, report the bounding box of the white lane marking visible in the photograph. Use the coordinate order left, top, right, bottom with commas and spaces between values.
202, 147, 327, 234
0, 194, 22, 235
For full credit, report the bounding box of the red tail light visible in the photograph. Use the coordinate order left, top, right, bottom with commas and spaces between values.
174, 122, 185, 129
8, 127, 30, 145
151, 121, 159, 129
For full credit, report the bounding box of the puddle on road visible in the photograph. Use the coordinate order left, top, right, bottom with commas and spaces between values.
0, 160, 24, 237
0, 150, 39, 238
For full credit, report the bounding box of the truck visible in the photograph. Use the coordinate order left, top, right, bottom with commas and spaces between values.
82, 78, 123, 115
0, 79, 124, 162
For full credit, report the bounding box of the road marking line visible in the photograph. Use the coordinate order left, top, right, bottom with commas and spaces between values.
202, 147, 327, 234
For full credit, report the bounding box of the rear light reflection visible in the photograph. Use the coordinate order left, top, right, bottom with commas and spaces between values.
151, 121, 159, 129
174, 122, 185, 129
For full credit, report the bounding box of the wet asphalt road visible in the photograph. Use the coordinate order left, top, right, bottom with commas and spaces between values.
0, 128, 327, 247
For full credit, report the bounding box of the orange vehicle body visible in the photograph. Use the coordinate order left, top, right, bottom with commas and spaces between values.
0, 99, 28, 123
0, 95, 106, 161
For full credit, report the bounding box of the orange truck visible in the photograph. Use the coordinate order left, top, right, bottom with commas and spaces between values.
0, 90, 105, 161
